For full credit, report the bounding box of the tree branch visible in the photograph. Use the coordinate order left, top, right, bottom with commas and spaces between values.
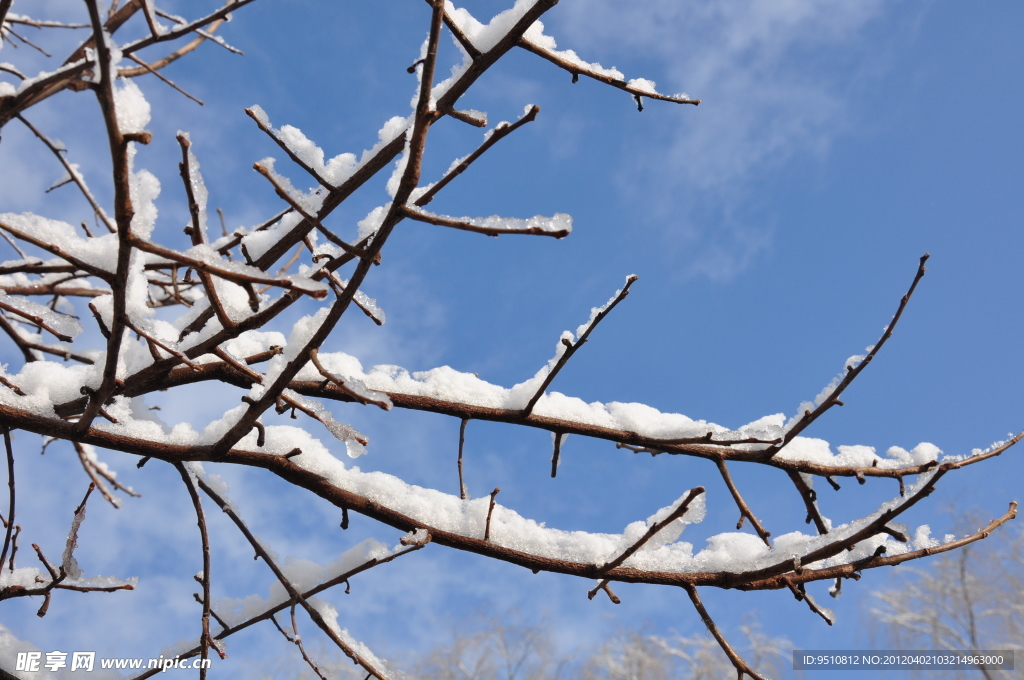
522, 275, 637, 416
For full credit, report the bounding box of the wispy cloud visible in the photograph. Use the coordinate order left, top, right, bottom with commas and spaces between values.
547, 0, 894, 278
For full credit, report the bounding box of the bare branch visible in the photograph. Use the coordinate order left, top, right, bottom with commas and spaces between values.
74, 441, 140, 507
174, 463, 212, 678
414, 106, 540, 207
787, 470, 829, 535
458, 418, 468, 499
16, 115, 116, 232
124, 53, 204, 105
485, 487, 500, 541
683, 584, 767, 680
195, 477, 395, 680
75, 0, 136, 434
715, 458, 771, 546
0, 429, 14, 573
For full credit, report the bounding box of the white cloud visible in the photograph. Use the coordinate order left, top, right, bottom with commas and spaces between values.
547, 0, 895, 278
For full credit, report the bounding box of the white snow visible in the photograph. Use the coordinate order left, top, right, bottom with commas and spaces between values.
296, 350, 785, 444
0, 212, 119, 273
522, 19, 625, 81
626, 78, 658, 94
786, 350, 870, 429
775, 437, 943, 471
254, 157, 327, 216
113, 78, 151, 134
411, 208, 573, 236
357, 204, 389, 240
277, 434, 943, 576
884, 442, 942, 466
445, 0, 543, 53
247, 105, 358, 188
0, 290, 83, 341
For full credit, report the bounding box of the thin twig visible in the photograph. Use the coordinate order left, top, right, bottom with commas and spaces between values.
0, 296, 79, 342
125, 53, 204, 104
484, 487, 500, 541
16, 115, 116, 232
213, 347, 264, 384
308, 348, 390, 410
245, 107, 335, 190
124, 318, 200, 370
551, 432, 563, 478
195, 478, 394, 680
0, 313, 38, 363
74, 441, 139, 507
269, 604, 331, 680
7, 27, 52, 56
6, 524, 19, 572
743, 502, 1018, 591
177, 133, 233, 330
596, 486, 704, 577
4, 17, 87, 28
174, 463, 212, 678
121, 1, 257, 56
414, 106, 539, 207
522, 275, 637, 416
0, 218, 114, 278
251, 162, 370, 261
517, 38, 700, 107
787, 470, 829, 535
458, 418, 468, 499
402, 206, 571, 239
770, 254, 930, 455
781, 575, 833, 626
0, 229, 28, 258
715, 458, 771, 546
586, 581, 621, 604
128, 237, 327, 298
0, 429, 14, 572
127, 544, 423, 680
435, 2, 480, 59
683, 584, 767, 680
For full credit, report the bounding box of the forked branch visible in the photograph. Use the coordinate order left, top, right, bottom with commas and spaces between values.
195, 478, 395, 680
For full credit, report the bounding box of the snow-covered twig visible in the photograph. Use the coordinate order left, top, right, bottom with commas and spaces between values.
521, 275, 637, 416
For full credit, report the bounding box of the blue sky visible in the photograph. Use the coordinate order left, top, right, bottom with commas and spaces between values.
1, 1, 1022, 678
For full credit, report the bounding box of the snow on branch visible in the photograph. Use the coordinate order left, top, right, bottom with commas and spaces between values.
0, 2, 1017, 678
518, 20, 700, 108
402, 206, 572, 238
246, 106, 358, 189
